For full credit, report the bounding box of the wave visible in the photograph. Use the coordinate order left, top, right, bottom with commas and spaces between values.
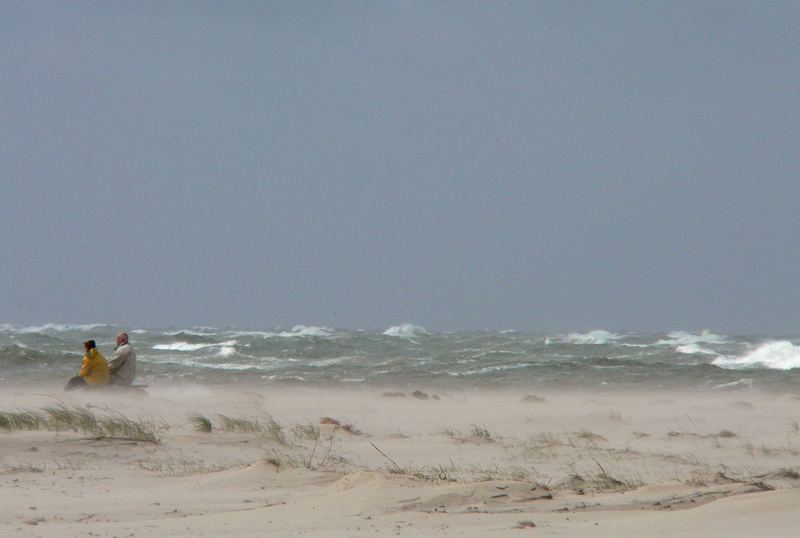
279, 326, 332, 337
563, 330, 622, 345
308, 357, 347, 367
153, 340, 237, 352
158, 357, 261, 371
713, 378, 755, 389
383, 324, 430, 337
657, 330, 727, 347
228, 330, 279, 338
163, 329, 219, 337
712, 341, 800, 370
0, 323, 109, 334
449, 363, 530, 376
676, 344, 718, 356
202, 361, 254, 370
0, 344, 48, 362
217, 344, 237, 357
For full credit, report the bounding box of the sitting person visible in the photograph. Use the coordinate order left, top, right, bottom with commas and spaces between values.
65, 339, 109, 391
108, 332, 137, 386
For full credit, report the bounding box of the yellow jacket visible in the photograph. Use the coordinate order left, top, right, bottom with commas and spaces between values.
79, 348, 109, 385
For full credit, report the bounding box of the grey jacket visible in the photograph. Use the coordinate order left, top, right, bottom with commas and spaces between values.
108, 343, 136, 385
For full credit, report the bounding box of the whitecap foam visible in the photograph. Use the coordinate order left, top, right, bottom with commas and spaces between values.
713, 341, 800, 370
563, 330, 622, 345
383, 324, 430, 337
216, 345, 237, 357
657, 330, 727, 346
308, 357, 346, 367
153, 342, 212, 352
449, 363, 529, 376
714, 378, 755, 389
163, 329, 219, 337
676, 344, 718, 356
279, 325, 333, 337
202, 362, 255, 371
228, 330, 278, 338
10, 323, 108, 333
153, 340, 237, 352
152, 356, 263, 371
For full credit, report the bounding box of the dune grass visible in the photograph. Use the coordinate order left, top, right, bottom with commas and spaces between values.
190, 414, 213, 433
216, 414, 287, 443
0, 404, 163, 443
469, 424, 492, 441
291, 422, 321, 441
440, 424, 493, 443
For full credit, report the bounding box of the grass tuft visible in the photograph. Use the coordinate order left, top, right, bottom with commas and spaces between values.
190, 415, 213, 433
574, 430, 607, 443
0, 405, 162, 443
263, 416, 286, 444
292, 422, 321, 441
216, 414, 286, 443
469, 424, 492, 441
217, 415, 262, 433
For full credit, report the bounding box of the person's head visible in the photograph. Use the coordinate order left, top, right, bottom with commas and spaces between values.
83, 340, 96, 352
115, 332, 129, 346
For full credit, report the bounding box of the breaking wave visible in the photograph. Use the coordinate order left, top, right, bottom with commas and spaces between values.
383, 324, 430, 337
712, 341, 800, 370
164, 329, 219, 337
153, 340, 237, 352
563, 330, 622, 345
657, 330, 727, 347
0, 323, 108, 333
4, 322, 800, 391
676, 344, 718, 356
279, 326, 332, 337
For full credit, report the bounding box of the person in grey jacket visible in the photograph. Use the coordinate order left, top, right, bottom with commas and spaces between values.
108, 332, 137, 386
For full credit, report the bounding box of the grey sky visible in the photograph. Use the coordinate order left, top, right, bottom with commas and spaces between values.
2, 1, 798, 332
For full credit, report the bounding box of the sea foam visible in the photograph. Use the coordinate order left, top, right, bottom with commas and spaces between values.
279, 326, 332, 337
4, 323, 108, 334
563, 330, 621, 345
153, 340, 237, 352
713, 341, 800, 370
163, 329, 219, 337
657, 330, 727, 346
383, 324, 430, 337
676, 344, 718, 355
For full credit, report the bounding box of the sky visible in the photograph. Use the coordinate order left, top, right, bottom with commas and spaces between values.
1, 1, 799, 333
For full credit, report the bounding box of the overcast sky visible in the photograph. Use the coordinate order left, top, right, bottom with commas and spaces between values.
1, 1, 798, 333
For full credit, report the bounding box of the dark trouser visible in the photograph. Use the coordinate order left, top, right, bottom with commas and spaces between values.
64, 376, 87, 391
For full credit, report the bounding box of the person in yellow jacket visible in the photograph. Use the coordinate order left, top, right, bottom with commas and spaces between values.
65, 340, 109, 391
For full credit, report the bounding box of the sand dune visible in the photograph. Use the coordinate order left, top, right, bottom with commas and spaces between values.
2, 386, 800, 536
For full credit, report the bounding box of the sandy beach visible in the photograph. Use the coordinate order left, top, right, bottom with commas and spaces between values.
3, 386, 800, 536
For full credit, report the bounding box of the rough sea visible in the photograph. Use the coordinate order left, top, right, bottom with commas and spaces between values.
2, 323, 800, 392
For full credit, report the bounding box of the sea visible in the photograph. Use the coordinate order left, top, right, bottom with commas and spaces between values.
2, 323, 800, 392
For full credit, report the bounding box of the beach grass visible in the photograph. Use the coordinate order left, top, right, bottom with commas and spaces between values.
190, 414, 213, 433
292, 422, 321, 441
216, 414, 287, 443
0, 404, 162, 443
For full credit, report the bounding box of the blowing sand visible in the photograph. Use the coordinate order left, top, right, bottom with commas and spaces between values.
3, 386, 800, 536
